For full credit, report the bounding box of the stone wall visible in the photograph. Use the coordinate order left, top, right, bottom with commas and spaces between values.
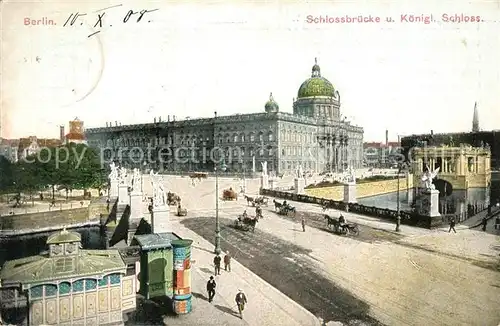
0, 200, 108, 231
305, 177, 411, 200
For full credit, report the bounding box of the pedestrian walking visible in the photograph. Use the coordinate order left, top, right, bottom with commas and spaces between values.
235, 289, 248, 319
213, 254, 221, 275
206, 276, 216, 302
448, 217, 456, 233
224, 253, 231, 272
481, 216, 488, 231
301, 217, 306, 232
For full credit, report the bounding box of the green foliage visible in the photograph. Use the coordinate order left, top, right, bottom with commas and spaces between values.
0, 156, 14, 193
305, 175, 400, 189
356, 175, 399, 183
305, 180, 342, 189
3, 143, 107, 194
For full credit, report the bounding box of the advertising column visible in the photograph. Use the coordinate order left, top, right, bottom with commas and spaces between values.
171, 239, 193, 314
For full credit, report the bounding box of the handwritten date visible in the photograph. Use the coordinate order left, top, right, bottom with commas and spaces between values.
62, 4, 159, 38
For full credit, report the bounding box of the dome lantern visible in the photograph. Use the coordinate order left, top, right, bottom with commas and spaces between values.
264, 92, 279, 113
312, 57, 321, 77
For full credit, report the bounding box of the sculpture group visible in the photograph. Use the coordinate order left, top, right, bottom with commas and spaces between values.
150, 170, 167, 207
421, 165, 440, 190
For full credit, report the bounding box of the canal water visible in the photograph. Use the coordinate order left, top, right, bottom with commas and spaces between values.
358, 178, 500, 215
0, 227, 104, 266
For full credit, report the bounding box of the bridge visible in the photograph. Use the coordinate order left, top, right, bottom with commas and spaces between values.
0, 198, 109, 238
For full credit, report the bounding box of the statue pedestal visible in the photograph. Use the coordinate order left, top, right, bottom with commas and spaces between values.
109, 180, 119, 198
151, 205, 171, 233
129, 191, 144, 220
269, 179, 275, 190
118, 184, 129, 205
294, 178, 305, 194
260, 175, 269, 189
343, 183, 357, 203
419, 189, 442, 228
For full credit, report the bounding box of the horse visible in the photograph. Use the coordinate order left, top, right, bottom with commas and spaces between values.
244, 195, 254, 206
236, 215, 259, 232
324, 214, 337, 228
273, 199, 282, 211
254, 196, 268, 206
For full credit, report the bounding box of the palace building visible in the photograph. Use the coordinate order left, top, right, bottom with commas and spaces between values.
85, 59, 364, 174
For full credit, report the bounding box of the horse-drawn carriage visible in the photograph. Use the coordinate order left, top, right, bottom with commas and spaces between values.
324, 214, 359, 235
177, 205, 188, 216
167, 192, 181, 206
190, 172, 208, 179
273, 199, 296, 217
223, 188, 238, 201
234, 214, 259, 232
244, 195, 269, 207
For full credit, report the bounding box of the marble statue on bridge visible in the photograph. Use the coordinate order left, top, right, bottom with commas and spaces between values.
132, 168, 141, 192
118, 167, 128, 185
347, 166, 356, 184
296, 164, 304, 179
109, 162, 119, 181
261, 161, 268, 176
421, 164, 440, 190
150, 170, 167, 207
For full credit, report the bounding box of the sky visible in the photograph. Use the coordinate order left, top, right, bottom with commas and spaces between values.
1, 0, 500, 142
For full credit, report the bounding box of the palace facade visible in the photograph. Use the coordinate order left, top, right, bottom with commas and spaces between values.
86, 59, 364, 174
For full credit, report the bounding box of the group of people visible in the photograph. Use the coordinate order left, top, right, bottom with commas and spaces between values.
240, 204, 263, 221
207, 253, 248, 318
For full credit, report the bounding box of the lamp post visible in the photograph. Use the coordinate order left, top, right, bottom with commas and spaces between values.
213, 110, 227, 255
141, 161, 147, 192
214, 158, 227, 255
396, 162, 408, 232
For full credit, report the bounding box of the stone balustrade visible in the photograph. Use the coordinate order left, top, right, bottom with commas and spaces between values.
305, 177, 411, 201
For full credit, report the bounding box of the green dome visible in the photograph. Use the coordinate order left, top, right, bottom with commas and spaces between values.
265, 92, 279, 113
297, 58, 336, 98
297, 77, 336, 98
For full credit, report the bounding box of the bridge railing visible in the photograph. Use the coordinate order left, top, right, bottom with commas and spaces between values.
260, 188, 432, 228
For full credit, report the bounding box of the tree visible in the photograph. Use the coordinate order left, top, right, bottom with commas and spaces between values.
7, 143, 108, 200
0, 156, 13, 193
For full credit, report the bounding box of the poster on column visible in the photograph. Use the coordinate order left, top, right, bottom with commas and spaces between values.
174, 260, 184, 271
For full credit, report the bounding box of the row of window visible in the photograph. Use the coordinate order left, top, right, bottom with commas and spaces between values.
29, 274, 121, 299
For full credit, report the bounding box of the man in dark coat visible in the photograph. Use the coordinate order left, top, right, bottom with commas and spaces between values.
449, 217, 456, 233
206, 276, 216, 302
235, 289, 248, 319
481, 217, 488, 231
301, 217, 306, 232
213, 254, 221, 275
224, 253, 231, 272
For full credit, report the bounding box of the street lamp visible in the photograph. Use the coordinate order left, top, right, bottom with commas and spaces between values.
396, 162, 409, 232
141, 161, 147, 192
214, 157, 228, 255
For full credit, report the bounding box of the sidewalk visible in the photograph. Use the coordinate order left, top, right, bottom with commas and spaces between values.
164, 219, 320, 326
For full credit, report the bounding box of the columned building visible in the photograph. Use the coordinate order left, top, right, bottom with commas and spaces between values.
86, 59, 364, 175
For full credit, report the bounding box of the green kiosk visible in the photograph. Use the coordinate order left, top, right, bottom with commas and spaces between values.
134, 233, 193, 314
